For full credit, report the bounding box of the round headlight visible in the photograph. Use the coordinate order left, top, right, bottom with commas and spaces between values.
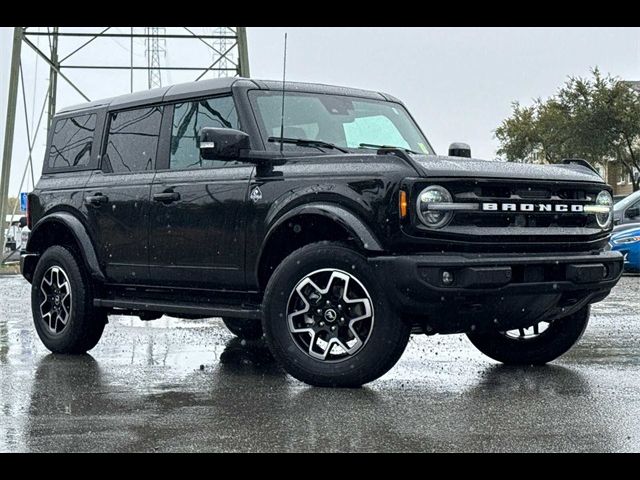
595, 190, 613, 228
416, 185, 453, 228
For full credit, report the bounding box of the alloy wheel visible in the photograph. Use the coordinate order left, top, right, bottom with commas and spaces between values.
286, 268, 374, 362
39, 265, 72, 334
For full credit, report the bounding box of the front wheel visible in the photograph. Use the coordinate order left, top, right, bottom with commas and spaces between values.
262, 242, 411, 388
466, 305, 590, 365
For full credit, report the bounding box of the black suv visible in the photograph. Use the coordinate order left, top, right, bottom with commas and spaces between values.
21, 78, 623, 387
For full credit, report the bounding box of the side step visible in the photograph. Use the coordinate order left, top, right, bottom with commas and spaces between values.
94, 298, 262, 319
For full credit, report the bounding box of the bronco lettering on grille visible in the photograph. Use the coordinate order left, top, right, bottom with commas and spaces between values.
482, 203, 585, 213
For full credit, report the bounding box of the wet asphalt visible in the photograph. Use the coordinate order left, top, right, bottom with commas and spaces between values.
1, 274, 639, 452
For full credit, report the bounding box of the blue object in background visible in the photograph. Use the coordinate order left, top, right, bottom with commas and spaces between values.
19, 192, 28, 212
610, 224, 640, 273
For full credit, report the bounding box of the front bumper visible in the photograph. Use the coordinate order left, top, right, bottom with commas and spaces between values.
370, 250, 623, 334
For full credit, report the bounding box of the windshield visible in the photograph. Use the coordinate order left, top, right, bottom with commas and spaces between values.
614, 190, 640, 213
248, 90, 434, 154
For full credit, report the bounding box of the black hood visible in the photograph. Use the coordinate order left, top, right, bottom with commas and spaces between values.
410, 155, 605, 183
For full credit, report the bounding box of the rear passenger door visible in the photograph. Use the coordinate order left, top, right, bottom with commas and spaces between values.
148, 96, 253, 289
84, 106, 162, 284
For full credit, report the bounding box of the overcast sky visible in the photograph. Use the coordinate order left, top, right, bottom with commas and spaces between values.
1, 27, 639, 196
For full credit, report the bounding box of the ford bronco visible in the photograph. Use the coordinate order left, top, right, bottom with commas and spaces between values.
21, 77, 623, 387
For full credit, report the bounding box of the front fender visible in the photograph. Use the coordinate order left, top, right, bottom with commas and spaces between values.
267, 203, 384, 253
27, 211, 106, 282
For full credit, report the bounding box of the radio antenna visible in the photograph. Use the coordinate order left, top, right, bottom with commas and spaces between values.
279, 32, 288, 155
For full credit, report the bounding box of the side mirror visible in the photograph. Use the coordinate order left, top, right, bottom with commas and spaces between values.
448, 142, 471, 158
199, 127, 250, 160
626, 207, 640, 219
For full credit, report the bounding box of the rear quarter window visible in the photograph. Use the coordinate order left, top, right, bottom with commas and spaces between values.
47, 113, 97, 170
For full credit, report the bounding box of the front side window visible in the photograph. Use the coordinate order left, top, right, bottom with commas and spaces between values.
103, 106, 162, 173
248, 90, 433, 154
170, 96, 239, 170
48, 113, 96, 169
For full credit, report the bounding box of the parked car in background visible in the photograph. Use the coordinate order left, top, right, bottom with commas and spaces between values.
3, 216, 28, 252
613, 190, 640, 226
20, 226, 30, 252
613, 194, 628, 205
4, 222, 20, 251
610, 223, 640, 272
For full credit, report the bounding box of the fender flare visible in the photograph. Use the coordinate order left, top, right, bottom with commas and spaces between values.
257, 203, 384, 277
27, 211, 106, 282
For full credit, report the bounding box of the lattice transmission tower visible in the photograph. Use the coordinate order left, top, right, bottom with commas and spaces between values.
0, 27, 250, 258
212, 27, 234, 78
145, 27, 166, 88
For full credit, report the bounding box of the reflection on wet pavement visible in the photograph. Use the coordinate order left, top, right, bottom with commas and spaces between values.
1, 275, 639, 452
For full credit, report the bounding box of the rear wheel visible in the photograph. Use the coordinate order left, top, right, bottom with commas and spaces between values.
466, 306, 590, 365
31, 246, 107, 353
262, 242, 411, 388
222, 317, 263, 340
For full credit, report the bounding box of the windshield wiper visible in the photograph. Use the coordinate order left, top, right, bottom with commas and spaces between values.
358, 143, 418, 155
268, 136, 349, 153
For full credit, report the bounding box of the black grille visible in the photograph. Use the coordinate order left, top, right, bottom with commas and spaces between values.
446, 179, 602, 231
451, 212, 590, 228
407, 178, 610, 250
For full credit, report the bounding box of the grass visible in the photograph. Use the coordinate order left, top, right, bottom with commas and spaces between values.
0, 263, 20, 275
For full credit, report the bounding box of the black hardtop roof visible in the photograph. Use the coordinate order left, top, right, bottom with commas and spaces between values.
56, 77, 401, 115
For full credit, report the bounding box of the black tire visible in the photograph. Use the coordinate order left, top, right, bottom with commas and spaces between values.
466, 305, 590, 365
262, 242, 411, 388
222, 317, 264, 340
31, 245, 107, 353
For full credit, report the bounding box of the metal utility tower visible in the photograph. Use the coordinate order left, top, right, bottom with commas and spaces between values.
145, 27, 166, 88
212, 27, 233, 78
0, 27, 250, 260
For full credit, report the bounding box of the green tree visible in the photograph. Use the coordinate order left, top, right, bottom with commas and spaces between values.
496, 69, 640, 191
2, 197, 18, 219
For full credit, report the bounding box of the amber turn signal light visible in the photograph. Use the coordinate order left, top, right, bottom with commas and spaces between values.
399, 190, 408, 218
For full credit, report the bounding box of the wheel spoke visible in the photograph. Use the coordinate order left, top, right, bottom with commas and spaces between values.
59, 302, 69, 325
39, 295, 49, 314
52, 267, 61, 289
503, 320, 549, 340
42, 311, 52, 331
308, 330, 328, 360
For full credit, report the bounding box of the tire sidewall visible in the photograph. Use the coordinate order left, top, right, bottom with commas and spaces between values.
467, 305, 590, 365
31, 246, 91, 353
263, 243, 410, 386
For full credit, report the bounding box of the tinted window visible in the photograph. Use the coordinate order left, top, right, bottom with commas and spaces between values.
170, 96, 239, 170
103, 106, 162, 173
48, 113, 96, 169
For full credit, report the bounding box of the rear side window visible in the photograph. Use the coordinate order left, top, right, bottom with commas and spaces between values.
48, 113, 97, 169
102, 106, 163, 173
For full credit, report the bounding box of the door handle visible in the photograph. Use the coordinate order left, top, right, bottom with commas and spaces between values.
85, 193, 109, 206
153, 191, 181, 203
